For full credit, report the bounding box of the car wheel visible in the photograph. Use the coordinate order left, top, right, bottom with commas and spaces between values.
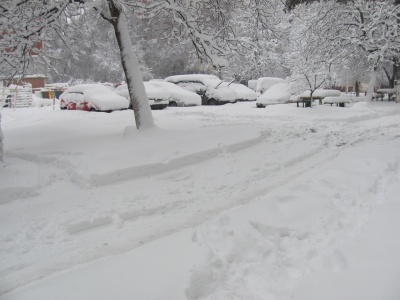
169, 101, 178, 107
60, 106, 67, 110
208, 99, 218, 105
89, 108, 97, 112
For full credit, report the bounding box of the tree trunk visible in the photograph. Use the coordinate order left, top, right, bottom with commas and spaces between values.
355, 81, 359, 97
108, 0, 154, 130
391, 62, 397, 88
366, 66, 377, 101
0, 112, 4, 162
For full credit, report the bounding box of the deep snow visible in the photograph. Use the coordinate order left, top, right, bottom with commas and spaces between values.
1, 100, 400, 300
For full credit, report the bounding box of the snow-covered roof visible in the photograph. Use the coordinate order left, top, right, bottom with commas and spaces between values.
14, 74, 47, 79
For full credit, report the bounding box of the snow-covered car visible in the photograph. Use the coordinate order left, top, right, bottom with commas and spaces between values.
247, 80, 257, 91
148, 81, 201, 107
221, 82, 257, 101
165, 74, 237, 105
256, 82, 292, 107
256, 77, 286, 96
115, 83, 169, 110
60, 84, 129, 112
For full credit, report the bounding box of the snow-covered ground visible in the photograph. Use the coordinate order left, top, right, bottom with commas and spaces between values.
1, 100, 400, 300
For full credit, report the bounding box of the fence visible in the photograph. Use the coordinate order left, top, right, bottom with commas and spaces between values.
1, 86, 33, 109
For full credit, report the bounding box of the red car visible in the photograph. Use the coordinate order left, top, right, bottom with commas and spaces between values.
60, 84, 129, 112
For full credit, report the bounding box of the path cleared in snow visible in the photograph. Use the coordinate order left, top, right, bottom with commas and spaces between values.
1, 101, 400, 299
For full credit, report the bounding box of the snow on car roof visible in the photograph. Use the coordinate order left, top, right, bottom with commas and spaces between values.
115, 83, 170, 101
143, 82, 170, 100
165, 74, 221, 87
148, 81, 201, 105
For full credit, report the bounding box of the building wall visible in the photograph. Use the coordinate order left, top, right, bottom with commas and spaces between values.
8, 77, 46, 89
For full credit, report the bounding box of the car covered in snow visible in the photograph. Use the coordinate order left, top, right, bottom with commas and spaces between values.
221, 82, 257, 102
59, 84, 129, 112
115, 83, 169, 110
256, 77, 286, 96
165, 74, 237, 105
148, 81, 201, 107
256, 82, 292, 107
247, 79, 257, 91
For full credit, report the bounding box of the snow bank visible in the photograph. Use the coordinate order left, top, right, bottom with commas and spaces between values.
32, 95, 53, 107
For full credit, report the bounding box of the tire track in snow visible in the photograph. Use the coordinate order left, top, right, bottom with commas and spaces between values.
2, 113, 399, 296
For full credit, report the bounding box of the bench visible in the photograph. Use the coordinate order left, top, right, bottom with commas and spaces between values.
322, 96, 351, 107
373, 88, 396, 101
296, 96, 323, 107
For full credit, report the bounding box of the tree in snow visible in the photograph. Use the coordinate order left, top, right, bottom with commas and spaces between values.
0, 0, 236, 129
340, 0, 400, 99
287, 2, 346, 106
48, 11, 153, 84
0, 112, 3, 162
222, 0, 290, 81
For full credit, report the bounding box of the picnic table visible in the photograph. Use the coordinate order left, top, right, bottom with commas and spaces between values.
373, 88, 396, 101
322, 96, 351, 107
296, 96, 323, 107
